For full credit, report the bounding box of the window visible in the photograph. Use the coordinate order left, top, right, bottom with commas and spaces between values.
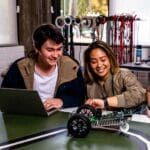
0, 0, 18, 46
56, 0, 108, 43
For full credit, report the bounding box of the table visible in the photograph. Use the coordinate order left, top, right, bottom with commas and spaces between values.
0, 111, 150, 150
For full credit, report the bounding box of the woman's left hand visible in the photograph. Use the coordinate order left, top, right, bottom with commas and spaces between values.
85, 98, 104, 109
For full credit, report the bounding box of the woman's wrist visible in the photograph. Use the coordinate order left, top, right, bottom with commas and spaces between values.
104, 98, 108, 109
147, 87, 150, 92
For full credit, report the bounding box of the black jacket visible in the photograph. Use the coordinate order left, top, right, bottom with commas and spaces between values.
1, 56, 86, 108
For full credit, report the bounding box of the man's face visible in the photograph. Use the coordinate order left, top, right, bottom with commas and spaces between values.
38, 39, 63, 67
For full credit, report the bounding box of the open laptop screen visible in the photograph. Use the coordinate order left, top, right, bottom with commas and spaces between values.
0, 88, 57, 116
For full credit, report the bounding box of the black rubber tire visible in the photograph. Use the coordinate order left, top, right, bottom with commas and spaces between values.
76, 104, 96, 117
67, 114, 91, 138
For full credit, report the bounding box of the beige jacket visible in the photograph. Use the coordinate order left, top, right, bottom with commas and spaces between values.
17, 55, 79, 91
87, 68, 146, 108
1, 55, 85, 108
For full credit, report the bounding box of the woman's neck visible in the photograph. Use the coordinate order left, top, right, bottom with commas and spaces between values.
98, 72, 111, 82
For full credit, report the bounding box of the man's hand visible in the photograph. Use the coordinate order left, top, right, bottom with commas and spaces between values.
43, 98, 63, 111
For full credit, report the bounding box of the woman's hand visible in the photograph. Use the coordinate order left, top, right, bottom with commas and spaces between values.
43, 98, 63, 111
146, 108, 150, 117
85, 98, 105, 109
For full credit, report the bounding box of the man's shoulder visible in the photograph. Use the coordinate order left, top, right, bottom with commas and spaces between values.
58, 55, 80, 78
60, 55, 80, 70
17, 57, 34, 67
11, 57, 24, 65
10, 57, 31, 66
61, 55, 79, 65
2, 57, 26, 77
6, 57, 25, 70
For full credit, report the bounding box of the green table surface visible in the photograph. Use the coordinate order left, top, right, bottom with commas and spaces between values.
0, 111, 150, 150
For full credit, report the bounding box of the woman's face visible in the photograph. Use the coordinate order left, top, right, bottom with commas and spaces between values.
89, 48, 111, 80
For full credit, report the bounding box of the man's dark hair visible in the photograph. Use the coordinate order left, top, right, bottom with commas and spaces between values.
33, 24, 64, 50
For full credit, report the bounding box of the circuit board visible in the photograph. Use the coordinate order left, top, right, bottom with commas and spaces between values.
67, 105, 132, 137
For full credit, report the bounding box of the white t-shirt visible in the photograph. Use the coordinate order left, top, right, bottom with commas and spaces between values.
33, 65, 58, 102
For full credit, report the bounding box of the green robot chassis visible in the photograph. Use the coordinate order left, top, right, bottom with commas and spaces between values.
67, 104, 132, 138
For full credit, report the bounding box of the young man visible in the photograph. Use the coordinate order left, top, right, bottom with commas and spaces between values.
1, 24, 85, 110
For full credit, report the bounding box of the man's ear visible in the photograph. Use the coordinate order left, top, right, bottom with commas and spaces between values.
33, 46, 40, 54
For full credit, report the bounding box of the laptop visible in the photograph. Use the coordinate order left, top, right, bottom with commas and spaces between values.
0, 88, 58, 116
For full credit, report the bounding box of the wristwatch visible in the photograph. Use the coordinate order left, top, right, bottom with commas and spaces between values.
147, 87, 150, 92
104, 98, 108, 109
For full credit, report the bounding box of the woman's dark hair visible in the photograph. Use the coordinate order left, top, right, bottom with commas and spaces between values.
28, 24, 64, 58
84, 40, 119, 84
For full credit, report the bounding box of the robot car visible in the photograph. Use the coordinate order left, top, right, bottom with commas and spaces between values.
67, 104, 132, 138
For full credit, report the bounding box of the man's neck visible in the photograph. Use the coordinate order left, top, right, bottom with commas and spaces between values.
35, 61, 56, 76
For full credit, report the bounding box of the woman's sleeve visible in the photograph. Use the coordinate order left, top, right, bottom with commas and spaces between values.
116, 69, 146, 108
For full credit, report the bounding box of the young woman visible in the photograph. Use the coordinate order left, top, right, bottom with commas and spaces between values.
84, 40, 146, 113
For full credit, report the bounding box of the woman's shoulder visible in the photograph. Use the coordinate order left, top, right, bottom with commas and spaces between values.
116, 68, 133, 75
114, 67, 136, 80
